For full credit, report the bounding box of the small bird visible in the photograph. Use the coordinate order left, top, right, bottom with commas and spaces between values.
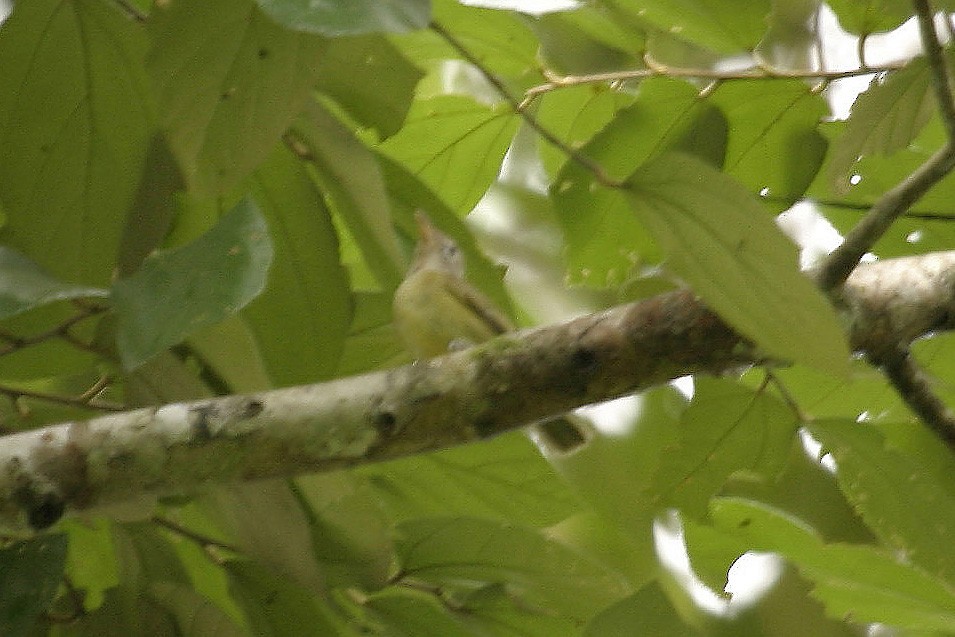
392, 211, 588, 452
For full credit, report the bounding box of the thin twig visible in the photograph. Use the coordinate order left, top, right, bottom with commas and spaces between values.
522, 60, 907, 105
0, 305, 107, 357
429, 21, 620, 188
914, 0, 955, 142
817, 145, 955, 291
152, 516, 241, 556
816, 2, 955, 292
0, 382, 125, 413
767, 194, 955, 220
857, 33, 870, 70
111, 0, 147, 22
872, 346, 955, 447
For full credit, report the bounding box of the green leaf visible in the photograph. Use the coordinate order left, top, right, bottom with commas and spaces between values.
808, 419, 955, 584
293, 472, 394, 590
254, 0, 430, 36
363, 587, 475, 636
335, 291, 408, 375
225, 559, 350, 636
203, 482, 327, 595
647, 378, 797, 518
827, 57, 934, 190
624, 152, 851, 374
247, 144, 353, 385
552, 77, 725, 286
530, 10, 643, 76
711, 79, 828, 207
396, 517, 629, 622
63, 518, 119, 612
709, 497, 955, 632
377, 95, 520, 213
146, 0, 326, 196
826, 0, 913, 34
550, 386, 685, 562
149, 581, 246, 636
396, 0, 539, 77
314, 35, 424, 139
0, 534, 66, 636
113, 199, 274, 370
584, 582, 701, 637
536, 85, 636, 177
290, 98, 406, 290
359, 431, 581, 526
0, 248, 107, 320
0, 0, 151, 285
614, 0, 772, 52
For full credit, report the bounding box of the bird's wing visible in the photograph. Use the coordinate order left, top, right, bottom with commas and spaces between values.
441, 275, 514, 336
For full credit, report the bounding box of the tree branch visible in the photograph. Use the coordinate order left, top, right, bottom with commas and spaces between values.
816, 1, 955, 292
1, 253, 955, 534
870, 345, 955, 443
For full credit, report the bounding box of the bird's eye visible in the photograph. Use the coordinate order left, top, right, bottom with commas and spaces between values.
442, 242, 460, 261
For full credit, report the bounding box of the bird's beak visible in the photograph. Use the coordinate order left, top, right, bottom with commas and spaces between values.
414, 210, 441, 245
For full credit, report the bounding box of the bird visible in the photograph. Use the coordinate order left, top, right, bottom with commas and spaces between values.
392, 211, 589, 453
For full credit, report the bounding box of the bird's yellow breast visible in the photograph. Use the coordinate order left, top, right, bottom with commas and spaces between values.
393, 269, 503, 358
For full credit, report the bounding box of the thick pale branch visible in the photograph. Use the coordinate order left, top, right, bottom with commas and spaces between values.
1, 252, 955, 534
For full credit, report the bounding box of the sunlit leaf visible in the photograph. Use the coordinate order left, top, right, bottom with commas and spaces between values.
624, 152, 851, 373
808, 419, 955, 584
827, 57, 934, 190
255, 0, 430, 35
552, 77, 725, 286
710, 497, 955, 632
377, 95, 519, 213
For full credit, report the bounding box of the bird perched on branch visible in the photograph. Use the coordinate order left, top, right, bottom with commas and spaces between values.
392, 211, 589, 453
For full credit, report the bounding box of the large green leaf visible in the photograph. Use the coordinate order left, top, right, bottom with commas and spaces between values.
359, 431, 581, 526
247, 144, 353, 385
377, 95, 520, 214
63, 518, 119, 612
293, 472, 394, 591
255, 0, 430, 36
610, 0, 772, 52
113, 199, 274, 370
826, 0, 913, 34
827, 57, 934, 190
647, 378, 797, 518
624, 152, 851, 373
146, 0, 326, 196
314, 35, 423, 139
0, 0, 151, 285
552, 77, 725, 286
395, 516, 629, 622
290, 99, 406, 290
808, 419, 955, 585
584, 582, 701, 637
0, 535, 66, 636
225, 560, 349, 635
396, 0, 539, 77
0, 248, 107, 320
709, 497, 955, 632
711, 79, 829, 207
